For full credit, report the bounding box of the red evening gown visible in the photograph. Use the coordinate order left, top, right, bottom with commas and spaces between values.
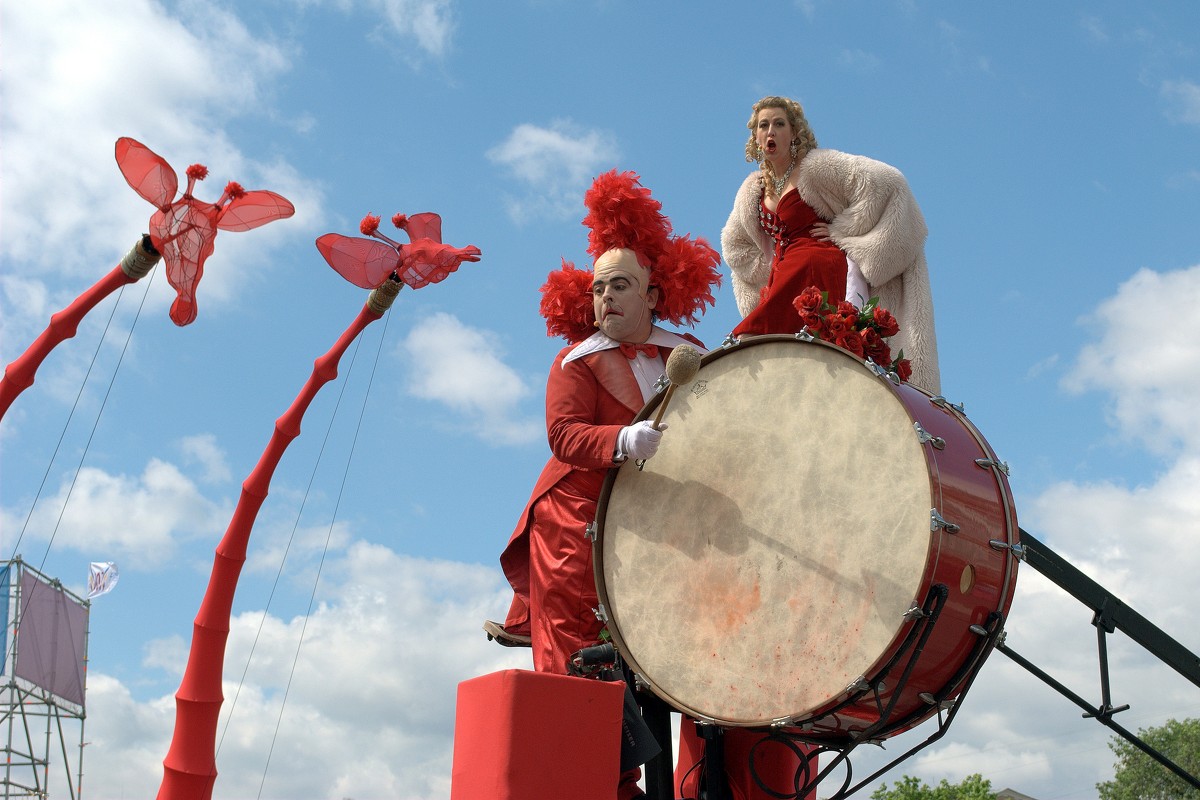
732, 189, 847, 337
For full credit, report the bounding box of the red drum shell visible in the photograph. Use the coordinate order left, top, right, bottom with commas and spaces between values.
593, 335, 1018, 740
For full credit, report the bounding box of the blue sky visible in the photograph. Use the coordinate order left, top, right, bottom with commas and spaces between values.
2, 1, 1199, 797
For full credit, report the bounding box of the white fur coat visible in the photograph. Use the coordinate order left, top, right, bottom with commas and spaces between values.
722, 148, 941, 393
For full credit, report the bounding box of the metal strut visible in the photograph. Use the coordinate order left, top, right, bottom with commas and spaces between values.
992, 528, 1200, 791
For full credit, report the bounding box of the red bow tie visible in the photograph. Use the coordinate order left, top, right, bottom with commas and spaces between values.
619, 342, 659, 360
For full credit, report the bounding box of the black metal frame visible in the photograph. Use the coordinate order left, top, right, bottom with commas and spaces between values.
990, 528, 1200, 791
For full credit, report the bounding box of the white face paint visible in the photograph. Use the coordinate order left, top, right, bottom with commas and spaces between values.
591, 248, 658, 343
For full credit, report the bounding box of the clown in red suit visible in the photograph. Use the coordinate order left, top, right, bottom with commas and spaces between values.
500, 258, 708, 675
490, 171, 721, 800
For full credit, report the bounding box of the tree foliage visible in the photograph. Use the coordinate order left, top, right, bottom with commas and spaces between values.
870, 773, 995, 800
1097, 717, 1200, 800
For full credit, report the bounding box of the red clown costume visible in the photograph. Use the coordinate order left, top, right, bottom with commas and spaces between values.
496, 171, 720, 800
499, 171, 719, 674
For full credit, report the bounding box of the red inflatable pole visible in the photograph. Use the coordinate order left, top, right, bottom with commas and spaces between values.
0, 236, 159, 423
156, 279, 402, 800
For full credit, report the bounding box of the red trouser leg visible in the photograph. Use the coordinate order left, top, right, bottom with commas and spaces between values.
527, 484, 644, 797
527, 484, 602, 675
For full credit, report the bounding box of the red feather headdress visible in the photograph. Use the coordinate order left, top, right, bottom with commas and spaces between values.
539, 170, 721, 343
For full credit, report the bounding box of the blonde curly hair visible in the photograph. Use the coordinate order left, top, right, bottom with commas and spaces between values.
743, 96, 818, 196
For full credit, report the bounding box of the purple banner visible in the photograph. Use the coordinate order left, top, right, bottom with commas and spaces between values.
15, 570, 88, 706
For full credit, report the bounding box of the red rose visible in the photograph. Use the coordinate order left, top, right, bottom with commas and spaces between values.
860, 328, 892, 366
798, 310, 823, 333
794, 286, 823, 312
836, 300, 859, 317
823, 312, 852, 338
872, 306, 900, 338
895, 358, 913, 382
835, 331, 865, 357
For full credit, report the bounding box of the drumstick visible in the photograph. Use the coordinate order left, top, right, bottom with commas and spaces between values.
652, 344, 702, 430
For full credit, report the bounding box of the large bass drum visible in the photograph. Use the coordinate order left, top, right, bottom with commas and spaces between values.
592, 335, 1018, 741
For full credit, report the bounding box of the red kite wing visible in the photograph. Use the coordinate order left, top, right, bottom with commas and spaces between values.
403, 212, 442, 243
115, 137, 177, 210
315, 234, 401, 289
218, 191, 296, 232
396, 241, 481, 289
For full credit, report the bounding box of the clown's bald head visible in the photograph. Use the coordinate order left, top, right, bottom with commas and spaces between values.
591, 248, 658, 343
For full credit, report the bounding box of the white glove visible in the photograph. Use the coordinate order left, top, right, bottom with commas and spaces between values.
616, 420, 668, 462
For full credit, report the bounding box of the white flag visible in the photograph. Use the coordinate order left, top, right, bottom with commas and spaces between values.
87, 562, 119, 598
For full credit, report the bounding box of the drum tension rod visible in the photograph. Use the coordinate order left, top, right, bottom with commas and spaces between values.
930, 395, 966, 415
975, 457, 1011, 475
930, 509, 960, 534
913, 422, 946, 450
866, 359, 899, 384
904, 605, 931, 621
988, 539, 1027, 559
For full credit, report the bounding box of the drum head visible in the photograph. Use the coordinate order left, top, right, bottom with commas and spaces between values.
597, 338, 934, 725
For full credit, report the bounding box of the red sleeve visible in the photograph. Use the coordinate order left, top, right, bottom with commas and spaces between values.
545, 350, 625, 470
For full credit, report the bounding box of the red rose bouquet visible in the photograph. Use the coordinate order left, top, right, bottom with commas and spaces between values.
792, 286, 912, 382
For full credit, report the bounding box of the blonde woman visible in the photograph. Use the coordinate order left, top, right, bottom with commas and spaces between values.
723, 95, 940, 393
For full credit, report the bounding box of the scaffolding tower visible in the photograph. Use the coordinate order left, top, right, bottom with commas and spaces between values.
1, 557, 89, 799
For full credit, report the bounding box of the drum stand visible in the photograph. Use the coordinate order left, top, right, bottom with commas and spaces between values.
569, 642, 733, 800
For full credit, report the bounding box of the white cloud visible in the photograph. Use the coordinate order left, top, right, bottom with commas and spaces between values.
1080, 14, 1110, 44
401, 312, 542, 444
1062, 264, 1200, 453
487, 121, 620, 223
372, 0, 457, 59
82, 543, 528, 799
2, 458, 230, 568
1162, 79, 1200, 126
838, 49, 882, 72
0, 0, 324, 373
180, 433, 233, 484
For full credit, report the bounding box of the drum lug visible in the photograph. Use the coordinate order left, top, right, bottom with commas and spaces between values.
585, 521, 598, 542
989, 539, 1027, 560
770, 716, 796, 729
652, 373, 670, 393
845, 676, 871, 695
975, 457, 1011, 475
918, 692, 956, 712
721, 334, 739, 348
971, 623, 1008, 647
904, 604, 930, 621
930, 508, 961, 534
914, 422, 946, 450
593, 603, 610, 623
794, 327, 815, 343
930, 395, 966, 415
866, 358, 899, 384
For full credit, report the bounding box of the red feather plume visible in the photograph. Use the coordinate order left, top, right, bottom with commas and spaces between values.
541, 170, 721, 340
539, 259, 595, 343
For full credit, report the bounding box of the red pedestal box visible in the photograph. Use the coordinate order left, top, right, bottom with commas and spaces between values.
450, 669, 625, 800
